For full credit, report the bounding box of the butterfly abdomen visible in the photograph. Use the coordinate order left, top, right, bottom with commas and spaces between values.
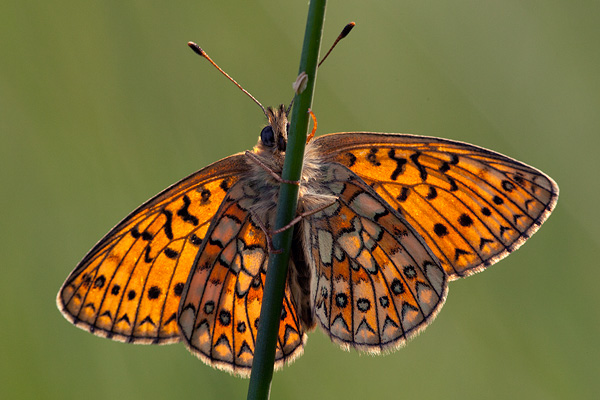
288, 225, 316, 331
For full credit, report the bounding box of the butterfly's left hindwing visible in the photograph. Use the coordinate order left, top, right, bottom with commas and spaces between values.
178, 179, 306, 376
57, 154, 247, 344
303, 163, 448, 352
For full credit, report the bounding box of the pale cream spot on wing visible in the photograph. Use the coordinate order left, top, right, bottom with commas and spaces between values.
241, 247, 265, 276
212, 216, 241, 245
360, 229, 377, 251
318, 230, 333, 265
401, 303, 421, 331
213, 338, 234, 362
416, 283, 437, 315
338, 232, 361, 259
328, 181, 345, 195
334, 244, 344, 261
349, 193, 386, 219
220, 240, 237, 267
179, 307, 195, 339
192, 320, 212, 354
424, 261, 445, 295
355, 248, 377, 274
236, 270, 253, 296
361, 218, 383, 241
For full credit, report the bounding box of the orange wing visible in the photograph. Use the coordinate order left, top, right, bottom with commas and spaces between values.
178, 179, 305, 376
303, 163, 447, 352
316, 133, 558, 279
57, 154, 247, 344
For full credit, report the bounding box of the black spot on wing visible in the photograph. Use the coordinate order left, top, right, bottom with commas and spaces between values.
391, 278, 405, 295
458, 213, 473, 227
144, 246, 154, 263
388, 149, 407, 180
220, 177, 232, 192
447, 177, 458, 191
177, 195, 199, 225
379, 296, 389, 308
237, 321, 246, 333
219, 310, 231, 326
335, 293, 348, 308
161, 209, 174, 240
189, 233, 203, 246
200, 188, 211, 203
426, 186, 437, 200
410, 152, 427, 181
440, 154, 459, 173
344, 152, 357, 167
434, 223, 449, 237
454, 248, 470, 261
139, 315, 156, 327
147, 286, 161, 300
357, 298, 371, 312
164, 247, 178, 259
203, 301, 215, 314
479, 237, 494, 250
94, 275, 105, 288
502, 180, 515, 192
367, 148, 381, 166
396, 187, 410, 202
173, 282, 184, 297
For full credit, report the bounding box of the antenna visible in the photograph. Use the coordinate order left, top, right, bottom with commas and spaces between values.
286, 22, 356, 115
187, 42, 267, 116
318, 22, 355, 67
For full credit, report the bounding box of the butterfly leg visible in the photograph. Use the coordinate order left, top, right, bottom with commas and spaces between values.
270, 199, 337, 236
249, 209, 283, 254
244, 151, 300, 185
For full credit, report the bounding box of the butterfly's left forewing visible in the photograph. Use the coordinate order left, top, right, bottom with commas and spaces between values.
304, 163, 447, 352
57, 154, 247, 344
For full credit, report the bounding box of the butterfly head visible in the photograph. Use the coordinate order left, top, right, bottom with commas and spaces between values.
258, 104, 289, 155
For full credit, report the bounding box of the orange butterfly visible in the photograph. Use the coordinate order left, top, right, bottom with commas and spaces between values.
57, 46, 558, 378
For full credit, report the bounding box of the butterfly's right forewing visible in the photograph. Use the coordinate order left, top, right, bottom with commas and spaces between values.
316, 133, 558, 279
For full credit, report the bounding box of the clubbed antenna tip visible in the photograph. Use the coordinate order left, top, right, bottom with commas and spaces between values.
187, 41, 267, 116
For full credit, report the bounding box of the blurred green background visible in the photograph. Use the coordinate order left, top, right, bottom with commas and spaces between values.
2, 1, 598, 399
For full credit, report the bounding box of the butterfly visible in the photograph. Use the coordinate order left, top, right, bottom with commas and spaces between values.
57, 98, 558, 376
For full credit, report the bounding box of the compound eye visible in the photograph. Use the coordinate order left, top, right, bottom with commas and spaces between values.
260, 125, 275, 147
278, 135, 286, 152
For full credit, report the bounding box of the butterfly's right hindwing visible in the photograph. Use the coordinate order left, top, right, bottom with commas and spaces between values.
304, 163, 448, 352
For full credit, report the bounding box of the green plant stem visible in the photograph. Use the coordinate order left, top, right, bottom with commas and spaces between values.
246, 1, 326, 399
